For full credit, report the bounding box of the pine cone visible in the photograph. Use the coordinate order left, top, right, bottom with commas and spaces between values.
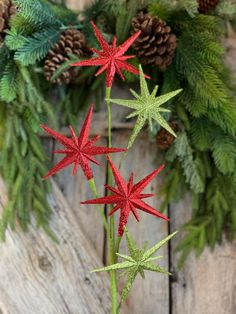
132, 12, 176, 71
44, 29, 91, 85
156, 122, 179, 150
198, 0, 220, 14
0, 0, 16, 43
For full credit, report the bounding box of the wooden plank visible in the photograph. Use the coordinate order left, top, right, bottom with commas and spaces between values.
111, 126, 170, 314
0, 178, 111, 314
50, 132, 106, 260
224, 22, 236, 76
170, 196, 236, 314
66, 0, 93, 10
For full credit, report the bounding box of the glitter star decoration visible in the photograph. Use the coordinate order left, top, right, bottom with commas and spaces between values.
41, 105, 126, 180
81, 156, 169, 236
109, 65, 182, 148
91, 228, 177, 305
71, 21, 142, 87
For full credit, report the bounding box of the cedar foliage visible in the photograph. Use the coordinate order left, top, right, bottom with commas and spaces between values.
8, 0, 77, 66
0, 0, 79, 238
0, 60, 55, 239
148, 4, 236, 266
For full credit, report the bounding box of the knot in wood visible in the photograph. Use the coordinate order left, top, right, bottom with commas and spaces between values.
38, 255, 52, 272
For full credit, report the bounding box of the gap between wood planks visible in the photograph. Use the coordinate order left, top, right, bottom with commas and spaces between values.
168, 203, 174, 314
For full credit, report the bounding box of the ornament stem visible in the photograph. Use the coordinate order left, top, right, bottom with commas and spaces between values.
106, 87, 112, 148
106, 86, 118, 313
88, 179, 108, 231
115, 236, 122, 263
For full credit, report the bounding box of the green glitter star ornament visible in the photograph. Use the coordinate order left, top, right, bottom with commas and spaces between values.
108, 65, 182, 148
91, 229, 177, 306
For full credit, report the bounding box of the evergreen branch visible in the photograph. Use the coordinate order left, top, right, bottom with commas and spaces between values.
212, 131, 236, 175
0, 60, 18, 103
178, 0, 198, 17
216, 0, 236, 18
0, 45, 10, 76
14, 28, 62, 66
116, 0, 140, 43
9, 14, 37, 36
13, 0, 62, 27
5, 29, 27, 50
174, 132, 205, 194
190, 118, 213, 151
0, 106, 54, 239
19, 67, 56, 125
207, 102, 236, 137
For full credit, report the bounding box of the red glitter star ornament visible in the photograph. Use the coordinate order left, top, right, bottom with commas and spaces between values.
81, 156, 169, 235
71, 21, 142, 87
41, 105, 126, 180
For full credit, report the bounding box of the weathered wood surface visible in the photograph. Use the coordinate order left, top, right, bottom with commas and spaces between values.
0, 178, 111, 314
54, 136, 107, 260
170, 196, 236, 314
112, 129, 169, 314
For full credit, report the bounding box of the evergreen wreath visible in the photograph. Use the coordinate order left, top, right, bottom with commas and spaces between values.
0, 0, 236, 273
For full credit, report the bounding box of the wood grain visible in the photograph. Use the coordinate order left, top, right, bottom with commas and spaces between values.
112, 126, 170, 314
170, 196, 236, 314
0, 178, 111, 314
53, 135, 107, 260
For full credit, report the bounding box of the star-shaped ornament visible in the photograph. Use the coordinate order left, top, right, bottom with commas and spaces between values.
81, 156, 169, 236
92, 228, 177, 305
71, 21, 143, 87
109, 65, 182, 148
41, 105, 126, 180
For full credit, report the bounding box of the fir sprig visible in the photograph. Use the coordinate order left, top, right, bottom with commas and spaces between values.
0, 60, 18, 102
0, 104, 53, 239
13, 0, 62, 27
174, 132, 204, 194
14, 28, 62, 66
0, 59, 55, 238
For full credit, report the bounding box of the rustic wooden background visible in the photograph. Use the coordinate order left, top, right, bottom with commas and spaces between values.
0, 1, 235, 313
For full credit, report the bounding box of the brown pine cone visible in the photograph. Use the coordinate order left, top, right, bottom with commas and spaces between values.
132, 12, 176, 71
198, 0, 220, 14
157, 122, 179, 150
0, 0, 16, 43
44, 29, 91, 85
